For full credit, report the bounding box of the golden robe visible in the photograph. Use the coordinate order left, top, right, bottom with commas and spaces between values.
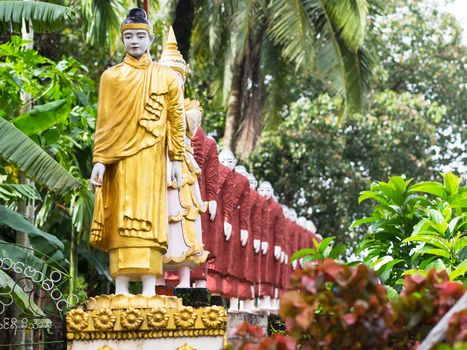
90, 54, 184, 280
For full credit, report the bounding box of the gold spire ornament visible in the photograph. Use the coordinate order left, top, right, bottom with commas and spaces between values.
159, 26, 187, 79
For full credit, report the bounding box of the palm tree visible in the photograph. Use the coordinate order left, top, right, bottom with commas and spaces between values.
187, 0, 376, 159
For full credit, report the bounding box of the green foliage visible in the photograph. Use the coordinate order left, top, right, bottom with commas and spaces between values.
371, 0, 466, 172
290, 236, 347, 263
0, 117, 82, 195
354, 173, 466, 285
0, 0, 72, 33
251, 91, 442, 248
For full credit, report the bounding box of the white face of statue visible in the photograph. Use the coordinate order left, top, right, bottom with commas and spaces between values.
123, 29, 152, 59
219, 150, 237, 170
297, 217, 307, 228
282, 206, 290, 218
235, 165, 248, 176
258, 183, 273, 199
289, 209, 298, 222
247, 174, 257, 189
306, 220, 316, 233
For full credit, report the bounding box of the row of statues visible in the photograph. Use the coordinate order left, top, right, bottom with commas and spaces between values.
89, 8, 320, 313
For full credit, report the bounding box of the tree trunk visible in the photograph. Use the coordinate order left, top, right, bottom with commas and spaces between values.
223, 57, 245, 150
172, 0, 195, 61
234, 27, 265, 161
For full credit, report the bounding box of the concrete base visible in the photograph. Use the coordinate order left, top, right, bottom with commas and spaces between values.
67, 336, 224, 350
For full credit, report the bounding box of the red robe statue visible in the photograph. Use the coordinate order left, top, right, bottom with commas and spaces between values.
206, 163, 234, 293
261, 198, 285, 295
223, 171, 251, 298
190, 127, 219, 282
237, 188, 260, 299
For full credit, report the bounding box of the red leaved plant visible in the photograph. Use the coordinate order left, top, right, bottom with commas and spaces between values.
391, 270, 466, 349
279, 259, 394, 349
233, 321, 296, 350
232, 262, 465, 350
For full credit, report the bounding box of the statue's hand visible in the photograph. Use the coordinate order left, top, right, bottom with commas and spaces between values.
253, 239, 261, 253
171, 161, 183, 188
224, 222, 232, 241
240, 230, 248, 246
261, 241, 268, 255
90, 163, 106, 191
274, 245, 281, 260
208, 200, 217, 221
292, 260, 298, 270
280, 251, 285, 263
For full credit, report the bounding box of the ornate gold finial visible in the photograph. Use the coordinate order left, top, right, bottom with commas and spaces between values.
184, 98, 202, 113
97, 346, 113, 350
176, 344, 197, 350
159, 26, 187, 78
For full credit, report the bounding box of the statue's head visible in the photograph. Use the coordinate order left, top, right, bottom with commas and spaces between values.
235, 165, 248, 176
184, 99, 202, 137
159, 26, 187, 85
247, 173, 257, 189
297, 216, 307, 228
289, 208, 298, 222
121, 8, 154, 59
281, 205, 289, 218
219, 150, 237, 170
258, 181, 274, 199
306, 220, 316, 233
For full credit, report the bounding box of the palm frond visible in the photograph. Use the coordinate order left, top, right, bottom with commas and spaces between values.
315, 35, 372, 115
81, 0, 127, 49
323, 0, 368, 51
0, 1, 72, 33
231, 0, 253, 58
267, 0, 315, 71
0, 117, 82, 195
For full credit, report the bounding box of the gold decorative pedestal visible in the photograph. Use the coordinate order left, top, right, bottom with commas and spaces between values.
66, 295, 227, 350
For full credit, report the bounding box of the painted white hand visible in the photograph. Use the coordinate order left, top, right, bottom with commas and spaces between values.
90, 162, 105, 191
240, 230, 248, 246
253, 239, 261, 253
274, 245, 281, 260
171, 161, 182, 188
261, 242, 268, 255
224, 222, 232, 241
208, 200, 217, 221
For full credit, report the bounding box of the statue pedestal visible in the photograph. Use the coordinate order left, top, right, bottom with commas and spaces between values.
66, 295, 227, 350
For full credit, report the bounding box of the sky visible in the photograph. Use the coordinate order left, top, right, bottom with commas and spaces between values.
443, 0, 467, 44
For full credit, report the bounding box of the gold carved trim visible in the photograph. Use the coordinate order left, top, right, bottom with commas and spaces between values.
67, 295, 227, 341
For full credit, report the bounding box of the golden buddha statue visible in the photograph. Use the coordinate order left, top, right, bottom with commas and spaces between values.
89, 8, 185, 296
